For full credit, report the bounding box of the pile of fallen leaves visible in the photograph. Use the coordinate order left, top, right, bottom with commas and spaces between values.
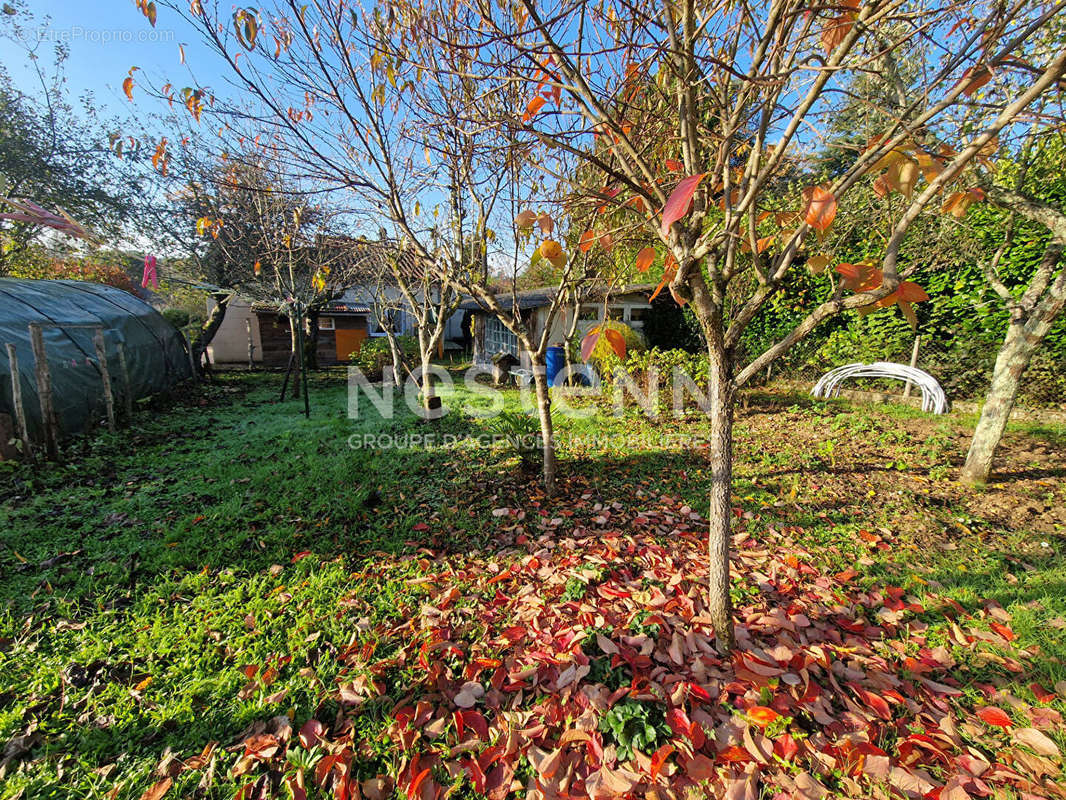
177, 491, 1063, 800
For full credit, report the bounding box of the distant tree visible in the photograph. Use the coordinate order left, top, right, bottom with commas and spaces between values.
9, 256, 139, 294
0, 1, 138, 274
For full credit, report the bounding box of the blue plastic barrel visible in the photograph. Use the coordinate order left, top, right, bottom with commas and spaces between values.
546, 346, 565, 387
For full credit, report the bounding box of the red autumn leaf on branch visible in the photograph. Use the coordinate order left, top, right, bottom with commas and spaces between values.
634, 246, 655, 272
659, 173, 706, 237
580, 326, 626, 361
650, 253, 678, 302
522, 95, 546, 123
802, 185, 837, 232
959, 65, 993, 96
578, 230, 597, 252
835, 261, 881, 292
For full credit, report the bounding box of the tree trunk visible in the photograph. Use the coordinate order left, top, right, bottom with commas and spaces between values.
385, 329, 404, 387
706, 335, 736, 651
288, 314, 301, 398
962, 297, 1063, 483
530, 358, 558, 495
188, 292, 230, 376
420, 353, 435, 412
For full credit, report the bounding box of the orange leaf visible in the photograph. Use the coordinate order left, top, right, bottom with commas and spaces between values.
514, 210, 538, 229
627, 195, 647, 213
407, 767, 431, 800
976, 706, 1013, 729
959, 66, 992, 96
123, 76, 135, 101
836, 262, 881, 293
139, 779, 172, 800
660, 173, 706, 237
539, 240, 562, 260
649, 253, 678, 301
522, 95, 546, 123
747, 706, 780, 728
665, 159, 684, 173
634, 246, 655, 272
821, 11, 856, 53
1030, 683, 1056, 704
601, 328, 625, 359
578, 231, 596, 252
741, 235, 774, 255
650, 743, 674, 780
802, 186, 837, 232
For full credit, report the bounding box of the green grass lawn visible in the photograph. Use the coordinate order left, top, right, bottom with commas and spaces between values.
0, 370, 1063, 799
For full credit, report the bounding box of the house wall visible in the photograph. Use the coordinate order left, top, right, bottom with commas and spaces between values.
206, 298, 264, 365
256, 312, 294, 367
513, 292, 653, 369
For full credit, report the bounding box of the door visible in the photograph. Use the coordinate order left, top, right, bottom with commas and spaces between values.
335, 328, 367, 361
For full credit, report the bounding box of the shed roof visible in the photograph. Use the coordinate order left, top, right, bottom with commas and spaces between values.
458, 283, 657, 313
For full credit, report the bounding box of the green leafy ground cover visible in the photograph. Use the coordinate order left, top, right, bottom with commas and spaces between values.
0, 371, 1063, 799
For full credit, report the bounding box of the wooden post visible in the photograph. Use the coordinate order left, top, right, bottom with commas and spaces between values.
246, 318, 255, 368
116, 342, 134, 421
902, 335, 921, 400
5, 343, 34, 460
28, 323, 58, 459
182, 332, 199, 381
94, 328, 116, 432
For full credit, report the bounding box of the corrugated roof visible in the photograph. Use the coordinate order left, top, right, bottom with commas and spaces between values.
458, 283, 657, 312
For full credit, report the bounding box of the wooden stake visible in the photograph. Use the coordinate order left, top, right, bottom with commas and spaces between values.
902, 335, 921, 400
5, 343, 34, 460
28, 323, 58, 459
94, 328, 116, 432
116, 341, 134, 421
183, 332, 199, 381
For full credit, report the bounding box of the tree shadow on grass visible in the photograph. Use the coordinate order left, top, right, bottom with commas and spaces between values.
2, 379, 1064, 798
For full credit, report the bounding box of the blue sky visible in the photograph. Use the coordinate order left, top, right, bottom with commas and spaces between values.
0, 0, 219, 119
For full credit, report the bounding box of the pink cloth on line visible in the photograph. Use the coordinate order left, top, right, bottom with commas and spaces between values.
142, 254, 158, 289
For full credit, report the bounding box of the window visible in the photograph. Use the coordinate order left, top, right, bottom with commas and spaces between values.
370, 310, 394, 336
578, 305, 600, 321
485, 317, 519, 357
318, 316, 336, 331
607, 306, 625, 321
627, 306, 650, 329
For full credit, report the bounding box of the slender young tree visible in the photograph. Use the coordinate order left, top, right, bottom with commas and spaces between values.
422, 0, 1066, 648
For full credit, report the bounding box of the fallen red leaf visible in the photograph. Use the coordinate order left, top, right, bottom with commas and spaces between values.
976, 706, 1013, 729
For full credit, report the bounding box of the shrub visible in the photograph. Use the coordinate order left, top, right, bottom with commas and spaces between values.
569, 321, 647, 372
349, 335, 418, 379
485, 410, 542, 468
161, 308, 191, 329
605, 347, 710, 414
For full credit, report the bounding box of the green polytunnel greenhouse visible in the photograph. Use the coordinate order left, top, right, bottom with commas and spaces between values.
0, 279, 193, 451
